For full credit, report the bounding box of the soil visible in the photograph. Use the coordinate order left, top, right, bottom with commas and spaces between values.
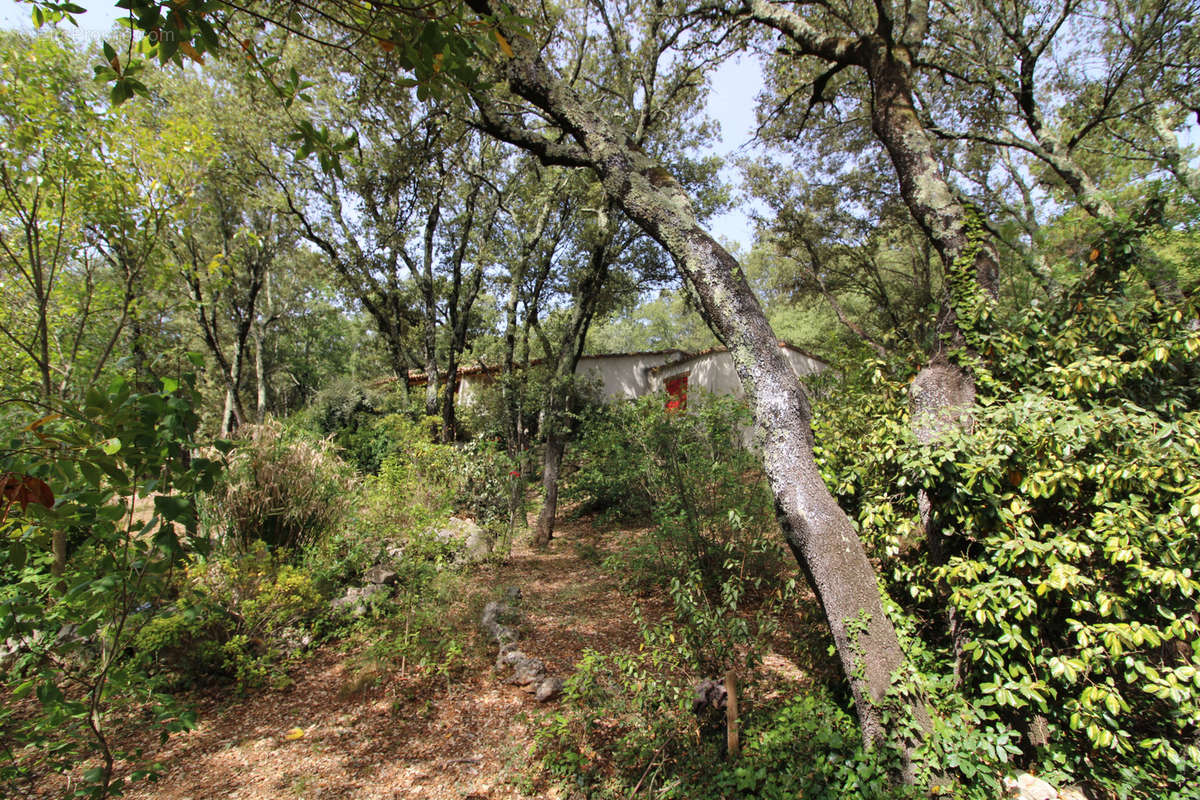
22, 515, 674, 800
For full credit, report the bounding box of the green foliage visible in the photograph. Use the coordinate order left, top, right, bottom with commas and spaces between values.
816, 221, 1200, 795
0, 374, 219, 797
535, 603, 898, 800
570, 392, 783, 594
294, 378, 409, 472
203, 420, 352, 553
136, 543, 325, 689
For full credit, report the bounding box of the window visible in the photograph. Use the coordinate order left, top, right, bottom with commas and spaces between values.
664, 373, 688, 411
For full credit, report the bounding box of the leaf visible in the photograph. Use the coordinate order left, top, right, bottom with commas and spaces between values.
22, 413, 60, 432
494, 30, 514, 58
178, 40, 204, 65
284, 727, 305, 740
154, 494, 192, 523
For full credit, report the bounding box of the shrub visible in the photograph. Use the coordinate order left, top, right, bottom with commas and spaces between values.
814, 221, 1200, 796
0, 374, 219, 797
135, 543, 325, 688
294, 377, 406, 472
203, 420, 352, 553
572, 392, 783, 595
535, 600, 901, 800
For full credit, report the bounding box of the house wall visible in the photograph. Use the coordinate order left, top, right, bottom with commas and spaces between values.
450, 347, 823, 408
654, 347, 826, 400
574, 352, 683, 402
457, 373, 493, 408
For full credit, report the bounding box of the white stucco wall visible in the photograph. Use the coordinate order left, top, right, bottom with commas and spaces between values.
573, 351, 685, 401
653, 346, 825, 400
449, 346, 824, 408
457, 372, 492, 407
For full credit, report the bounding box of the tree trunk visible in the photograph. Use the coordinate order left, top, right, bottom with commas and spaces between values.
254, 328, 267, 423
866, 48, 999, 549
220, 341, 246, 437
441, 350, 459, 443
534, 433, 565, 548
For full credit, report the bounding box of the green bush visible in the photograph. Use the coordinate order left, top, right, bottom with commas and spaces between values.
294, 377, 407, 472
815, 221, 1200, 796
203, 420, 352, 553
135, 543, 325, 688
0, 373, 219, 798
571, 392, 783, 595
534, 604, 901, 800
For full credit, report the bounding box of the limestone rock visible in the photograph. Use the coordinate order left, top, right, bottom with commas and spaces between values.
1003, 773, 1056, 800
535, 676, 564, 702
363, 565, 398, 586
509, 655, 546, 686
692, 678, 728, 713
435, 517, 493, 562
330, 583, 389, 617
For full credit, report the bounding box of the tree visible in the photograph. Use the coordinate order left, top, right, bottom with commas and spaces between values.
465, 0, 918, 749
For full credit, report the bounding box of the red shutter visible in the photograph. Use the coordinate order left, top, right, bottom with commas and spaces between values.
665, 374, 688, 411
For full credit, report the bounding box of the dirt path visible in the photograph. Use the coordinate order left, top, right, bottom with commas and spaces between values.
113, 516, 660, 800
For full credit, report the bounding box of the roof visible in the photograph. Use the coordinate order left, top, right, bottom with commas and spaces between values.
647, 342, 827, 376
396, 343, 825, 386
403, 348, 691, 385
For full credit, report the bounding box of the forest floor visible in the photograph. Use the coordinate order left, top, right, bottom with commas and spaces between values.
87, 514, 668, 800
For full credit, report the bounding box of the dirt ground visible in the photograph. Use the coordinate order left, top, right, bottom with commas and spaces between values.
29, 515, 664, 800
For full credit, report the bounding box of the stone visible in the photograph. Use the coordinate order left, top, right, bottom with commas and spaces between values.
535, 676, 564, 702
496, 648, 527, 670
330, 583, 389, 617
509, 655, 547, 686
481, 601, 519, 645
435, 517, 493, 563
1002, 773, 1056, 800
692, 678, 728, 713
1057, 786, 1089, 800
363, 565, 398, 586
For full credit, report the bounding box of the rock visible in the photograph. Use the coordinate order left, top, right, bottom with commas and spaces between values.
496, 648, 527, 670
330, 583, 389, 617
692, 678, 728, 713
535, 676, 564, 702
1057, 787, 1088, 800
435, 517, 493, 562
1003, 773, 1056, 800
510, 655, 546, 687
481, 601, 519, 645
363, 566, 398, 586
278, 626, 314, 656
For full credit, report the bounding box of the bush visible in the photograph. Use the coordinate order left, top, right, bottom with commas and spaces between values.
136, 543, 325, 688
534, 603, 901, 800
0, 374, 219, 797
203, 420, 353, 553
571, 392, 783, 595
294, 377, 406, 472
814, 221, 1200, 796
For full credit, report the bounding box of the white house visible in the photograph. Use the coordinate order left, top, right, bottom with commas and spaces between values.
412, 342, 826, 409
648, 343, 827, 410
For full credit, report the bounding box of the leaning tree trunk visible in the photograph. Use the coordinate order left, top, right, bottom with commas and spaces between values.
473, 42, 921, 750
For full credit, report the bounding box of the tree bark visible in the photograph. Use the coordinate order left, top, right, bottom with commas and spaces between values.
534, 434, 565, 547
